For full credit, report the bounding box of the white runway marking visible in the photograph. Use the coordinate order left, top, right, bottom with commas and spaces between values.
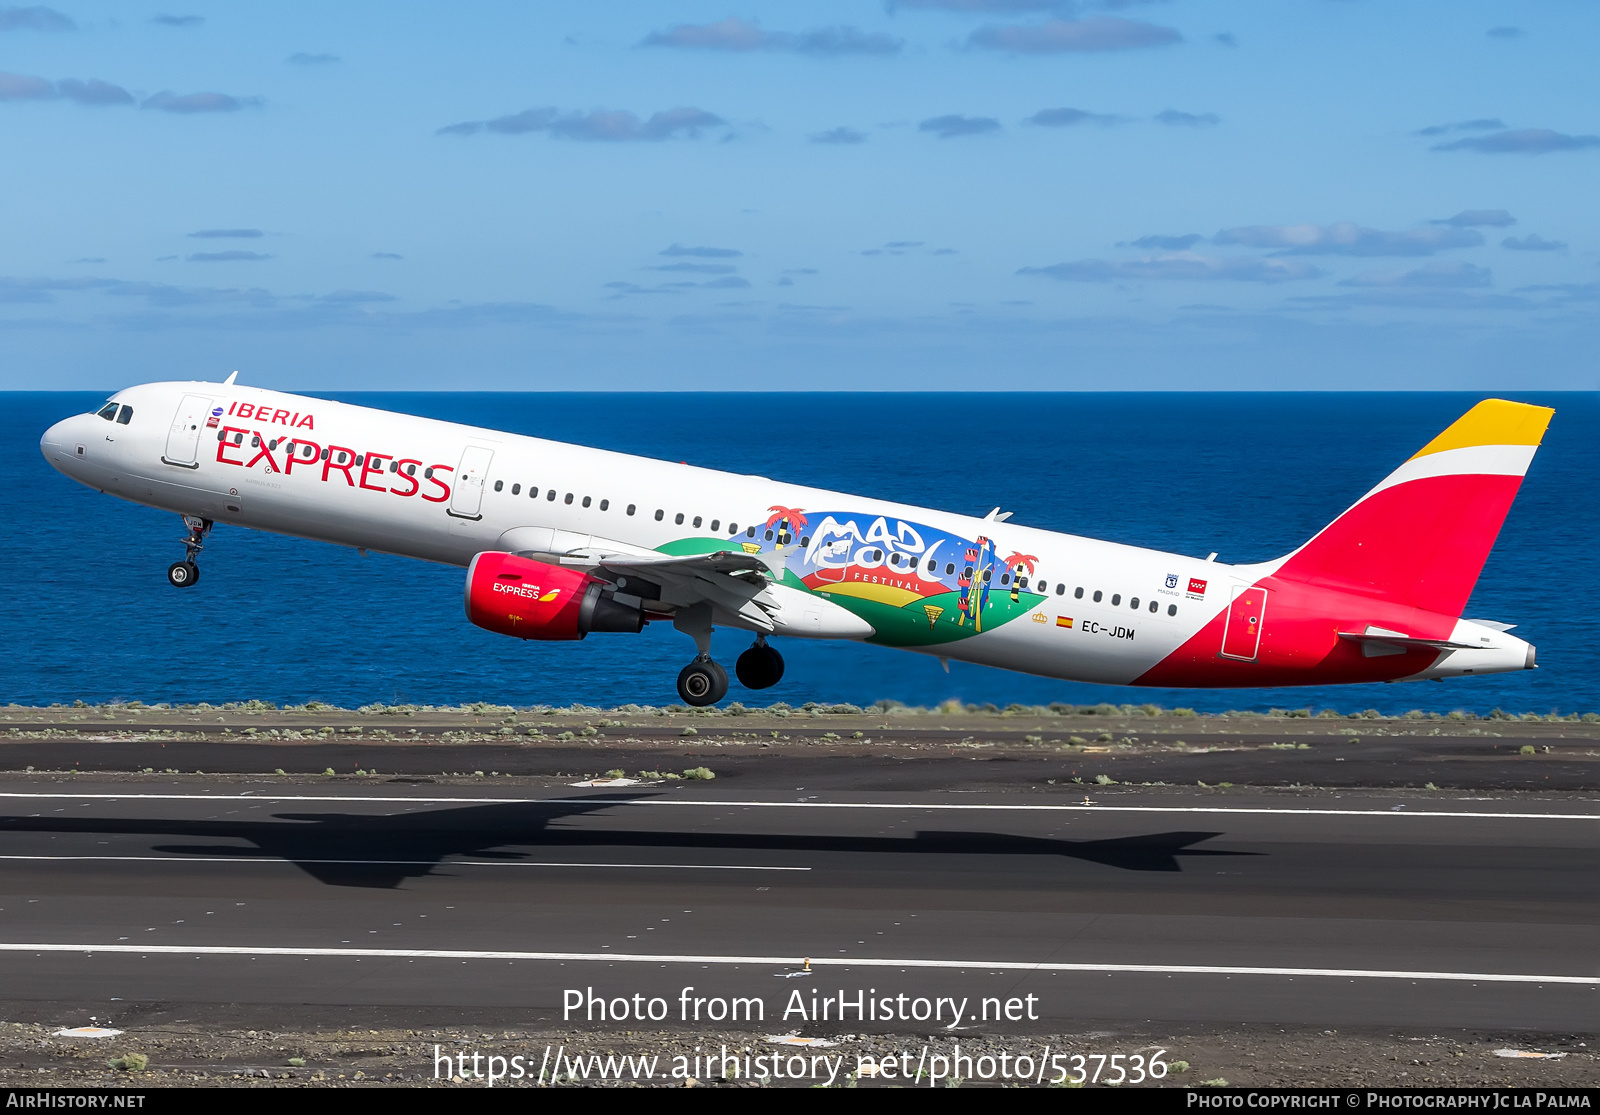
0, 942, 1592, 985
0, 855, 804, 872
0, 791, 1594, 821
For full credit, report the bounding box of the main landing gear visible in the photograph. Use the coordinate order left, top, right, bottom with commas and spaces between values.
736, 637, 785, 691
677, 658, 729, 707
677, 638, 787, 707
166, 515, 211, 589
672, 605, 788, 707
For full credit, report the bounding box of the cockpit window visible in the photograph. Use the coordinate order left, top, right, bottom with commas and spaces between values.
115, 405, 133, 425
97, 402, 119, 421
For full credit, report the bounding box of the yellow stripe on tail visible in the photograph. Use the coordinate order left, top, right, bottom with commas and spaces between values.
1410, 399, 1554, 459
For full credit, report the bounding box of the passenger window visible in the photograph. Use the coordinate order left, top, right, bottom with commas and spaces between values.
655, 510, 664, 521
946, 563, 955, 575
251, 435, 260, 448
729, 522, 738, 534
746, 526, 756, 537
1056, 585, 1065, 596
1092, 590, 1102, 603
764, 529, 774, 541
600, 499, 609, 511
1130, 597, 1139, 609
493, 480, 503, 492
1149, 600, 1159, 613
1111, 594, 1121, 606
1018, 577, 1028, 589
890, 554, 901, 566
116, 405, 133, 425
1000, 573, 1009, 585
389, 461, 398, 473
709, 519, 719, 531
545, 490, 555, 501
511, 483, 520, 495
97, 402, 120, 421
1167, 604, 1177, 616
564, 493, 574, 505
582, 496, 591, 508
408, 464, 416, 476
675, 513, 685, 525
627, 504, 636, 516
982, 568, 991, 581
528, 487, 538, 498
693, 515, 702, 528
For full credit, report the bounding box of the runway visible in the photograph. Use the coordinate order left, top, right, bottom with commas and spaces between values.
0, 778, 1595, 1033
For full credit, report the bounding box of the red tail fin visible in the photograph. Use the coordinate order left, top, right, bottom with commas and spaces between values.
1273, 399, 1553, 617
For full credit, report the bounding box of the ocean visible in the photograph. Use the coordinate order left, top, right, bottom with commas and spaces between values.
4, 391, 1594, 714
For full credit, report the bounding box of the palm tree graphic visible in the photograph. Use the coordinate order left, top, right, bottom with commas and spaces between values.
765, 506, 808, 543
1002, 552, 1039, 602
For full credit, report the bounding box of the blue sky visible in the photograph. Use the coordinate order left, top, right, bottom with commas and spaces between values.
2, 1, 1598, 390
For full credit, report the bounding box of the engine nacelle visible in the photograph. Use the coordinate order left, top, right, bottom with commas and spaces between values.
465, 551, 644, 641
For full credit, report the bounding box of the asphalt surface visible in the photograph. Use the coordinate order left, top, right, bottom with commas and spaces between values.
0, 774, 1594, 1035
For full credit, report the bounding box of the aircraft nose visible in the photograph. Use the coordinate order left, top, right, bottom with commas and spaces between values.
40, 417, 71, 456
40, 415, 87, 470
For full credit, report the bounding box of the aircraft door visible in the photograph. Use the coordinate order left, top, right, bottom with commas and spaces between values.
162, 394, 216, 468
1220, 585, 1268, 660
448, 446, 495, 519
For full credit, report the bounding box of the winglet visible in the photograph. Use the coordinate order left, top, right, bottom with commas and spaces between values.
223, 370, 239, 386
1409, 398, 1553, 459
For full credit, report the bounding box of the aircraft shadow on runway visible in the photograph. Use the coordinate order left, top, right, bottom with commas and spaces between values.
0, 796, 1258, 888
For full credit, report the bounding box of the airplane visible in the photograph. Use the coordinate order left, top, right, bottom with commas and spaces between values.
40, 378, 1550, 706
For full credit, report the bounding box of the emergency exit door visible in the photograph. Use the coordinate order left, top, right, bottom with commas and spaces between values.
448, 446, 495, 519
1220, 585, 1268, 661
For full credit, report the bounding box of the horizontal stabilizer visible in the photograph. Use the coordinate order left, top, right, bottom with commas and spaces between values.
1337, 626, 1478, 658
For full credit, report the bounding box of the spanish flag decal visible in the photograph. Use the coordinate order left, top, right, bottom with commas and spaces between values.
1056, 616, 1073, 629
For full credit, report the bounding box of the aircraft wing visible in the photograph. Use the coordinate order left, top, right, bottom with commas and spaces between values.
552, 546, 780, 632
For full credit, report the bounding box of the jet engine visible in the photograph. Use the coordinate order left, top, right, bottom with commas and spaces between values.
465, 551, 644, 640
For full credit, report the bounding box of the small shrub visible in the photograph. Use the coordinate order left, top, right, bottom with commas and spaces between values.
1171, 1060, 1189, 1073
322, 768, 335, 777
683, 767, 716, 780
287, 1057, 306, 1067
604, 769, 626, 779
680, 727, 698, 736
1094, 774, 1115, 786
1519, 744, 1536, 755
108, 1053, 148, 1073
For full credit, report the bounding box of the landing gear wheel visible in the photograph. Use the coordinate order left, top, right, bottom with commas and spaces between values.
677, 659, 729, 707
736, 644, 785, 690
167, 561, 199, 588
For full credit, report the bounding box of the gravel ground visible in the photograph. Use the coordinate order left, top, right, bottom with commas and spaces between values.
3, 1020, 1596, 1088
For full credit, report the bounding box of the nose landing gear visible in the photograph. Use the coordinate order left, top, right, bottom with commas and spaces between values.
736, 637, 785, 690
167, 515, 211, 589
